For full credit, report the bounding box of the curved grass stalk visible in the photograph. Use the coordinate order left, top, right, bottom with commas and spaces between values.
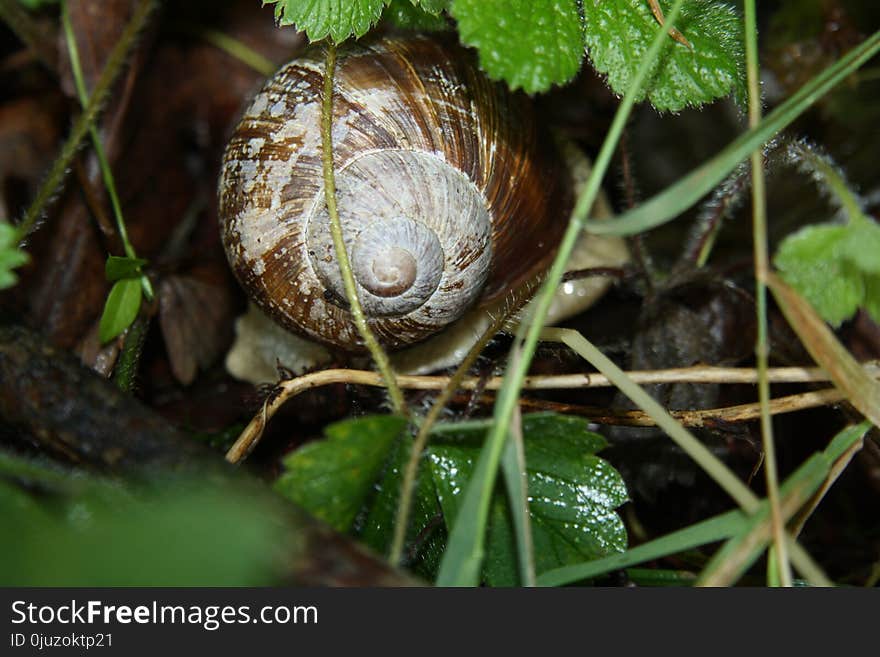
62, 0, 153, 301
14, 0, 157, 244
584, 28, 880, 237
320, 44, 406, 417
541, 327, 832, 586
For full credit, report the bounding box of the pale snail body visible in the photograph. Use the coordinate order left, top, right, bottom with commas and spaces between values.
219, 36, 571, 352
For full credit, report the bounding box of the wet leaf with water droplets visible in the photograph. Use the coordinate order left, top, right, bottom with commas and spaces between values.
429, 413, 628, 585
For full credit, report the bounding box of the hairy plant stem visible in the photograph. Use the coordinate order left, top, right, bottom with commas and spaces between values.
62, 0, 153, 301
585, 28, 880, 237
112, 316, 149, 393
320, 44, 406, 417
14, 0, 157, 244
744, 0, 791, 587
788, 141, 869, 223
389, 280, 538, 565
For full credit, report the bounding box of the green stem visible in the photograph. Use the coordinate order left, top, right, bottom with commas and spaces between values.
744, 0, 791, 587
61, 0, 153, 301
15, 0, 157, 245
436, 0, 689, 587
112, 315, 149, 393
320, 44, 406, 417
389, 280, 538, 565
788, 141, 868, 224
193, 26, 276, 77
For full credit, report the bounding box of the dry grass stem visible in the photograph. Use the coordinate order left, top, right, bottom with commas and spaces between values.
225, 361, 878, 463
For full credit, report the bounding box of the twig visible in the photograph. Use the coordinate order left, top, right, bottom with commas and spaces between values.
475, 387, 847, 427
224, 361, 879, 463
647, 0, 692, 49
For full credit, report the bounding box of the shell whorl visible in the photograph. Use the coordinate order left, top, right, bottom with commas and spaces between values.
219, 36, 571, 351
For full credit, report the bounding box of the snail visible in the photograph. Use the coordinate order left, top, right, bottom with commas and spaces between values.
219, 36, 628, 381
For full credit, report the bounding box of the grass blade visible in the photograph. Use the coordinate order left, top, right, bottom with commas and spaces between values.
536, 509, 747, 586
584, 29, 880, 236
436, 0, 689, 587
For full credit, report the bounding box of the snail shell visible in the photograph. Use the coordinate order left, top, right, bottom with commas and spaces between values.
219, 36, 572, 351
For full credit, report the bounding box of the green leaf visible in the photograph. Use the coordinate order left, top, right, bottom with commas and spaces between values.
274, 415, 407, 531
0, 462, 284, 586
774, 225, 862, 327
384, 0, 449, 30
98, 277, 142, 343
581, 0, 745, 111
774, 218, 880, 327
538, 509, 746, 586
428, 414, 628, 584
105, 255, 148, 282
356, 434, 446, 578
414, 0, 448, 13
0, 222, 29, 290
265, 0, 389, 42
840, 218, 880, 274
450, 0, 585, 93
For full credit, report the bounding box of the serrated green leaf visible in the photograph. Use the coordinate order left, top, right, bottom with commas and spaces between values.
774, 224, 863, 327
265, 0, 388, 42
451, 0, 585, 93
274, 415, 406, 531
98, 277, 142, 344
0, 222, 29, 290
384, 0, 449, 30
581, 0, 746, 111
428, 414, 627, 585
105, 255, 148, 282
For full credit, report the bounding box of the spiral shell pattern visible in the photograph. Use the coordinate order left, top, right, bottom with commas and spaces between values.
219, 37, 571, 350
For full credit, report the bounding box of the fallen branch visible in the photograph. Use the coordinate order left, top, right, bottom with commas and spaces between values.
0, 324, 419, 586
